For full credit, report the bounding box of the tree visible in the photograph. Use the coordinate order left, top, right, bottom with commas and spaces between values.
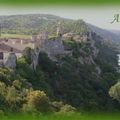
23, 47, 33, 64
13, 80, 22, 89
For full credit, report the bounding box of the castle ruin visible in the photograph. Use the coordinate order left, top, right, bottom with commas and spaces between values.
31, 21, 65, 70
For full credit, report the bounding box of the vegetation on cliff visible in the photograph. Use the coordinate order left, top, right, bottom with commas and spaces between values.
0, 14, 120, 114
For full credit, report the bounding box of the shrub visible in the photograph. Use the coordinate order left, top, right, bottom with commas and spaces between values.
109, 81, 120, 102
13, 80, 22, 89
51, 101, 76, 113
22, 90, 51, 113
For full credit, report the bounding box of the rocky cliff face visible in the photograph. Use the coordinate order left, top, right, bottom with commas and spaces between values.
31, 36, 65, 70
5, 52, 17, 69
40, 37, 65, 58
30, 31, 101, 74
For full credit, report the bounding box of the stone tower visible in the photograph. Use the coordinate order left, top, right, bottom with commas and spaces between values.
42, 30, 48, 40
57, 21, 62, 37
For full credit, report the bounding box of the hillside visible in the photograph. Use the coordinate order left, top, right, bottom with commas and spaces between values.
0, 14, 120, 113
0, 14, 120, 40
88, 24, 120, 42
0, 14, 73, 35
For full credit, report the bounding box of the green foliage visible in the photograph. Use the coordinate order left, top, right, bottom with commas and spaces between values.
0, 22, 120, 113
23, 47, 33, 64
109, 81, 120, 102
17, 57, 28, 67
0, 15, 88, 35
16, 55, 54, 97
34, 38, 120, 111
5, 86, 23, 110
22, 90, 51, 113
52, 101, 76, 113
38, 52, 57, 74
13, 80, 22, 89
0, 34, 31, 39
59, 104, 76, 113
16, 57, 33, 79
1, 112, 120, 120
0, 82, 6, 96
0, 82, 23, 111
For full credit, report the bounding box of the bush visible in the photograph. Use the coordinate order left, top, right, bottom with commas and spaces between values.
13, 80, 22, 89
59, 104, 76, 113
22, 90, 51, 113
51, 101, 64, 111
109, 81, 120, 102
51, 101, 76, 113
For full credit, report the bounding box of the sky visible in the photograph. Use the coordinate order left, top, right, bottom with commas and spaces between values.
0, 5, 120, 30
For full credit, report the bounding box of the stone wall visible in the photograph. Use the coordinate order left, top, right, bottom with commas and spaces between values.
40, 37, 64, 58
3, 52, 22, 63
31, 36, 65, 70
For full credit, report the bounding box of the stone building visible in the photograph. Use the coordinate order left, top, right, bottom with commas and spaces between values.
40, 37, 64, 59
0, 38, 33, 45
62, 33, 75, 40
73, 35, 82, 42
62, 31, 92, 43
32, 31, 48, 42
31, 21, 65, 70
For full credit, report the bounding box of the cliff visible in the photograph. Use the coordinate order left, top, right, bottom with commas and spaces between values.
30, 30, 101, 76
4, 52, 17, 69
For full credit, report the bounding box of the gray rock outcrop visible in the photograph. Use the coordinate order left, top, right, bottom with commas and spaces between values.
40, 37, 65, 59
5, 52, 17, 69
31, 36, 65, 70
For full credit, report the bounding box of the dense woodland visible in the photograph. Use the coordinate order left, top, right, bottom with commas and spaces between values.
0, 39, 120, 113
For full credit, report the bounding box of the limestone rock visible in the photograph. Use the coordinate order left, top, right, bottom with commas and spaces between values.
5, 52, 17, 69
31, 36, 65, 70
96, 66, 101, 74
90, 39, 99, 57
84, 56, 95, 65
40, 37, 65, 59
31, 48, 40, 70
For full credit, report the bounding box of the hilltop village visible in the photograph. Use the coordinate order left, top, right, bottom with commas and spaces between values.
0, 15, 120, 114
0, 22, 94, 69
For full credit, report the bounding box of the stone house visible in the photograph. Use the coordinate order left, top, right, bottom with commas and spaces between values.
63, 31, 92, 43
62, 33, 75, 40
